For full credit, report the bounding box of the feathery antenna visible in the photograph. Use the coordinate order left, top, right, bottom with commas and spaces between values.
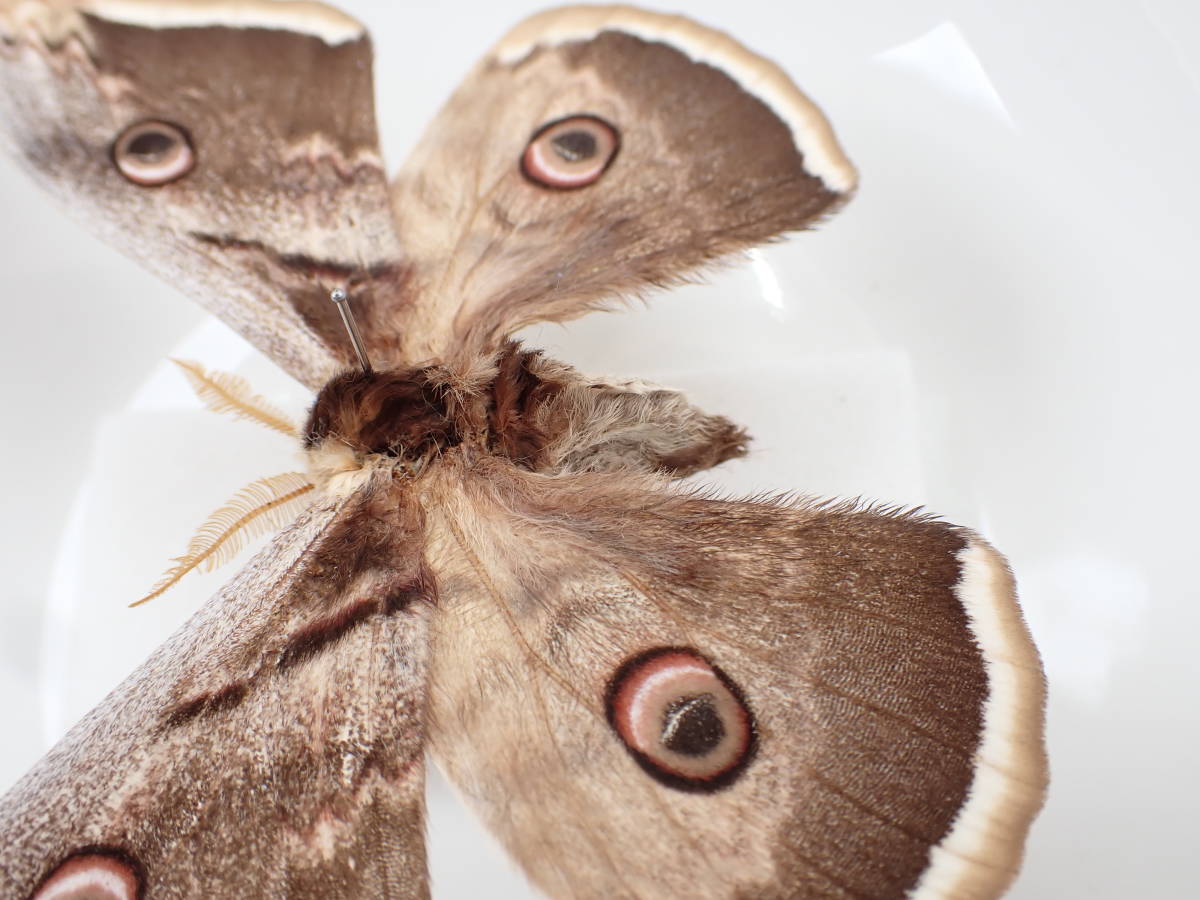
331, 288, 373, 373
131, 473, 316, 607
171, 359, 299, 437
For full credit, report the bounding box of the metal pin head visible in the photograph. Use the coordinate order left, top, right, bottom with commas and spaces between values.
330, 288, 373, 373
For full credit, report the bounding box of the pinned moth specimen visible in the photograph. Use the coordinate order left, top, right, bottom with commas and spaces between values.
0, 1, 1048, 898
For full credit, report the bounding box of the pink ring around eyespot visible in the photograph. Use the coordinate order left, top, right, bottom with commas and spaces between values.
606, 647, 755, 792
521, 115, 619, 189
112, 120, 195, 187
33, 851, 142, 900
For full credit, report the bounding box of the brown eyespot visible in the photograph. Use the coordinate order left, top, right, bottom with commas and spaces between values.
521, 114, 619, 189
112, 120, 195, 186
606, 647, 756, 792
33, 849, 143, 900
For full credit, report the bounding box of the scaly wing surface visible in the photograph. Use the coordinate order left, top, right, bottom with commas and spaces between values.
0, 481, 433, 898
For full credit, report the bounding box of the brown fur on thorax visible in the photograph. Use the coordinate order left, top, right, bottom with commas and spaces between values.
302, 342, 551, 466
304, 365, 467, 461
485, 344, 569, 467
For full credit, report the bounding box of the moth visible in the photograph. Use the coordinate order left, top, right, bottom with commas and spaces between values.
0, 1, 1048, 898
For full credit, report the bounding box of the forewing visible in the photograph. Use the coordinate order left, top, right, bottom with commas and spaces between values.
390, 5, 858, 360
422, 465, 1046, 899
0, 0, 409, 388
0, 482, 433, 898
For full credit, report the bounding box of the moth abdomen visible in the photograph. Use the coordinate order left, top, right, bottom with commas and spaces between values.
304, 341, 756, 484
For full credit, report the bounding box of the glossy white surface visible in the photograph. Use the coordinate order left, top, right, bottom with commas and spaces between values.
1, 1, 1196, 896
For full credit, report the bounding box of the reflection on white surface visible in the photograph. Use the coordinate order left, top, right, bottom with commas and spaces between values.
1, 0, 1198, 897
875, 22, 1015, 128
748, 248, 789, 319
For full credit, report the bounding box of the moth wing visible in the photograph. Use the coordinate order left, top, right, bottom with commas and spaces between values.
390, 5, 857, 360
0, 0, 408, 388
0, 487, 433, 898
424, 469, 1046, 899
0, 2, 857, 376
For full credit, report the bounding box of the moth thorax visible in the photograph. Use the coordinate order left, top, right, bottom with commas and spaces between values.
304, 369, 460, 464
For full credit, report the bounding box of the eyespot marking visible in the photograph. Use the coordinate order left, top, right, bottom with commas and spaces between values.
33, 849, 142, 900
112, 120, 194, 186
521, 114, 619, 189
661, 692, 725, 756
606, 647, 756, 792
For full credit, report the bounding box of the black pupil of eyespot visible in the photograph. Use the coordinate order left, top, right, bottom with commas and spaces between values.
661, 693, 725, 757
550, 129, 597, 162
127, 131, 175, 159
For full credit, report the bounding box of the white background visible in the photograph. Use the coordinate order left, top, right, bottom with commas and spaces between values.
1, 0, 1197, 896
